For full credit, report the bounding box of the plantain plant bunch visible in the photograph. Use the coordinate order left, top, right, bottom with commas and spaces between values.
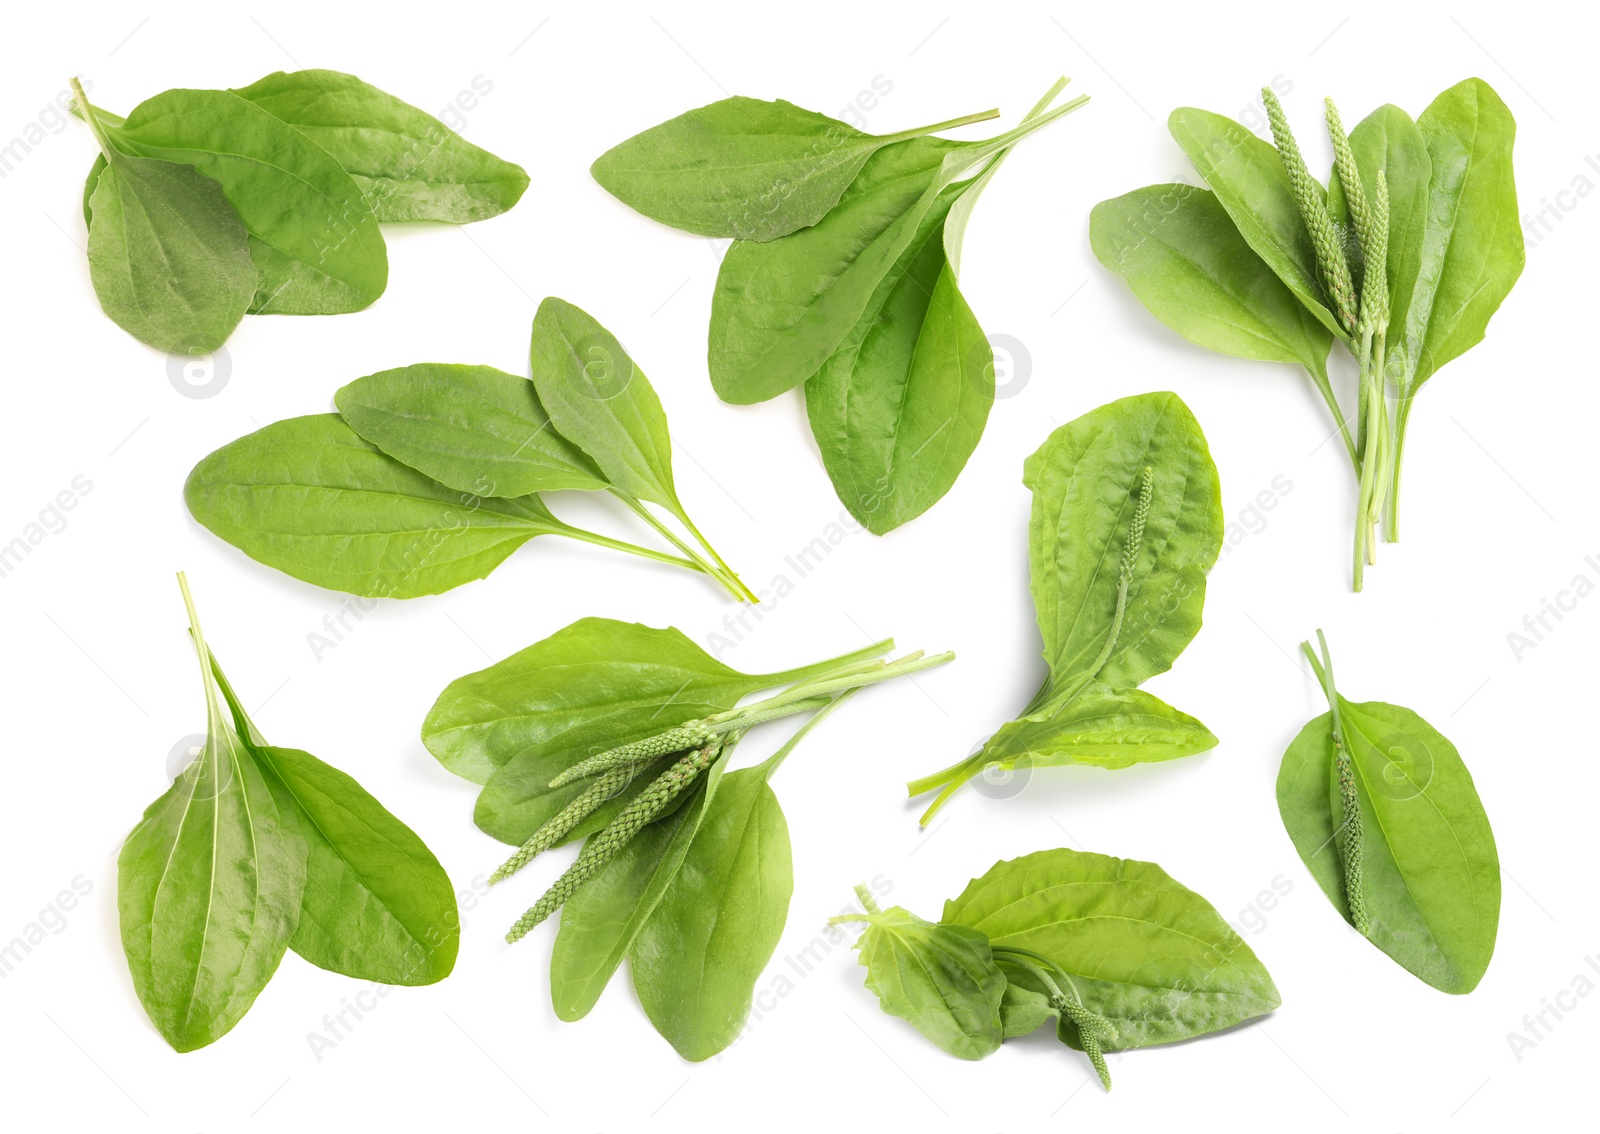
1093, 79, 1524, 589
422, 617, 953, 1059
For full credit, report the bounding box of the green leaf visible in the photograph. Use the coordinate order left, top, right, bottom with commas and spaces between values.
842, 902, 1005, 1060
1090, 184, 1334, 378
983, 682, 1218, 771
254, 745, 458, 985
707, 91, 1084, 406
1393, 79, 1524, 392
528, 297, 681, 513
630, 765, 793, 1060
1024, 388, 1222, 690
549, 758, 727, 1021
1325, 104, 1431, 345
709, 137, 960, 404
232, 69, 528, 224
908, 392, 1221, 818
83, 149, 255, 354
943, 849, 1280, 1047
117, 586, 305, 1052
335, 363, 608, 497
1278, 698, 1500, 993
102, 88, 387, 315
996, 968, 1057, 1038
1024, 392, 1222, 691
804, 195, 992, 534
473, 716, 687, 845
799, 84, 1071, 535
206, 648, 460, 987
1168, 107, 1346, 342
421, 618, 869, 784
591, 96, 997, 241
184, 413, 570, 598
82, 153, 107, 226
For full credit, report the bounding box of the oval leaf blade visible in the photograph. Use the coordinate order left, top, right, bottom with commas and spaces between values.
629, 767, 793, 1060
943, 848, 1279, 1047
184, 413, 558, 598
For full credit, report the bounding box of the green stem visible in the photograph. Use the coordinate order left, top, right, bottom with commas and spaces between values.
614, 493, 747, 601
763, 638, 895, 688
175, 572, 224, 734
905, 750, 983, 801
757, 688, 860, 778
674, 507, 759, 604
70, 79, 117, 162
548, 521, 707, 574
828, 882, 883, 923
1386, 391, 1414, 542
711, 652, 953, 723
947, 88, 1089, 180
1306, 363, 1359, 472
881, 108, 1002, 142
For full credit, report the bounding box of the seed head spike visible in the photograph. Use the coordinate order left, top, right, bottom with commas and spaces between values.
506, 742, 721, 942
1263, 88, 1359, 335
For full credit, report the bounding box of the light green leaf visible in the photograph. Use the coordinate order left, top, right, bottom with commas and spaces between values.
804, 191, 992, 534
983, 682, 1217, 771
117, 592, 305, 1052
184, 413, 569, 599
944, 849, 1280, 1047
591, 96, 995, 241
842, 902, 1005, 1060
1394, 79, 1524, 391
103, 88, 387, 314
83, 148, 255, 355
255, 744, 458, 985
549, 757, 727, 1021
421, 618, 876, 784
1091, 184, 1334, 378
630, 765, 793, 1060
335, 363, 607, 497
1168, 107, 1346, 342
232, 69, 528, 223
528, 297, 680, 512
1024, 392, 1222, 690
1278, 697, 1500, 993
709, 138, 959, 405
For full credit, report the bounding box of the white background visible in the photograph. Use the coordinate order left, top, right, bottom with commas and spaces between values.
0, 1, 1593, 1129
